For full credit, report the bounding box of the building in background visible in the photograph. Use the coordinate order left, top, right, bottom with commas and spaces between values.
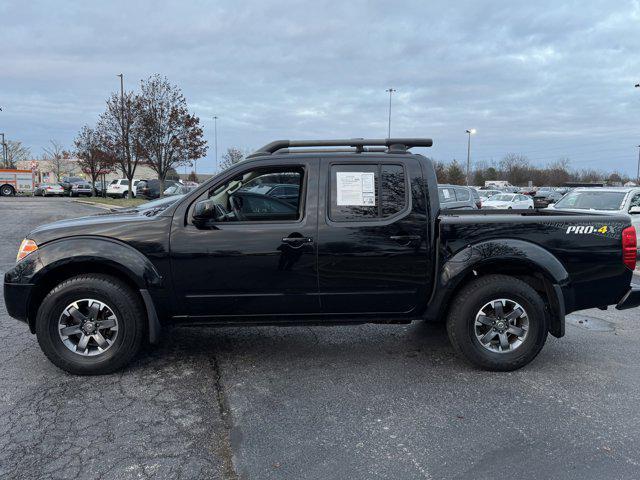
16, 159, 161, 183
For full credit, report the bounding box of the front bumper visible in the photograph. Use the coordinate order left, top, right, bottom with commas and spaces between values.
616, 286, 640, 310
3, 281, 34, 323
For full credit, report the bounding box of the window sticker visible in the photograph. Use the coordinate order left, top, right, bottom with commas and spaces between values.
443, 189, 451, 199
336, 172, 376, 206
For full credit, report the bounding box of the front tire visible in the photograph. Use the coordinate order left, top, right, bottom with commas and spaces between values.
35, 274, 145, 375
446, 275, 548, 371
1, 184, 15, 196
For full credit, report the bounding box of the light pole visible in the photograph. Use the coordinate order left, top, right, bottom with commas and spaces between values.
117, 74, 126, 188
386, 88, 396, 138
465, 129, 476, 186
636, 84, 640, 183
213, 115, 218, 172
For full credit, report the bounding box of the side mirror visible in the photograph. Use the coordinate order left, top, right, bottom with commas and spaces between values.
192, 199, 217, 227
630, 206, 640, 214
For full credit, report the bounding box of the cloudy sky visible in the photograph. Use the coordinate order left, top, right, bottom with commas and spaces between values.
1, 0, 640, 175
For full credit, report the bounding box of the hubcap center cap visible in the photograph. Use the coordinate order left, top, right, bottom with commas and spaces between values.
83, 322, 96, 334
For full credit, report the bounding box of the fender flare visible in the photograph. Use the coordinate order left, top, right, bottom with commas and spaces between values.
20, 237, 164, 342
31, 236, 163, 288
428, 239, 569, 337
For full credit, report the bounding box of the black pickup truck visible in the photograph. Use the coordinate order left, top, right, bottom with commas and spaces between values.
4, 138, 640, 375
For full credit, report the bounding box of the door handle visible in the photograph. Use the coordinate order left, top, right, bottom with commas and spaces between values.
282, 236, 314, 247
389, 235, 421, 245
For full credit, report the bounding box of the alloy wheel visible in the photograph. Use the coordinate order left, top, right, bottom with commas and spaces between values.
58, 299, 119, 356
474, 299, 529, 353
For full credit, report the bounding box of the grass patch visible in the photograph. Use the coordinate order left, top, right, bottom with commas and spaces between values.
75, 197, 148, 208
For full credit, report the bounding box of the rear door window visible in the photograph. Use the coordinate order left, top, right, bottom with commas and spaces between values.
438, 187, 455, 204
329, 164, 407, 222
455, 188, 470, 201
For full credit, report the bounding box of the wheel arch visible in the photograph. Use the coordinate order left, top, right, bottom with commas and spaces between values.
24, 237, 164, 338
427, 239, 569, 338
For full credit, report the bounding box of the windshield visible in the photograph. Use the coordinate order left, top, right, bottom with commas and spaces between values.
554, 191, 626, 211
245, 184, 274, 194
478, 191, 498, 198
113, 194, 184, 215
138, 194, 184, 210
489, 194, 514, 202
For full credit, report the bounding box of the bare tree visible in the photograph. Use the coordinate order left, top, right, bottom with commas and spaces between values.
219, 147, 245, 171
43, 140, 71, 181
137, 75, 207, 195
99, 91, 143, 191
3, 140, 31, 168
74, 125, 116, 195
500, 153, 531, 185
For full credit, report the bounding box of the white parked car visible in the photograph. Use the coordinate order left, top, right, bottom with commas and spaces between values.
106, 178, 141, 198
549, 187, 640, 247
482, 193, 534, 209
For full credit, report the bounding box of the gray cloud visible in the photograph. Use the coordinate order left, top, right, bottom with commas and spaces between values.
1, 0, 639, 174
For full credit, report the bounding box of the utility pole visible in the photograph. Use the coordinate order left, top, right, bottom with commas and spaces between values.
465, 129, 476, 186
385, 88, 396, 138
213, 116, 219, 172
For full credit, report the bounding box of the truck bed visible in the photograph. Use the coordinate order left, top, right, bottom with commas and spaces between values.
437, 208, 633, 313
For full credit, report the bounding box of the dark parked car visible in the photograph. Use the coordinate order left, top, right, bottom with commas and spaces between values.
136, 179, 179, 199
59, 176, 85, 195
93, 181, 108, 196
69, 181, 93, 197
534, 187, 564, 208
4, 137, 640, 375
243, 183, 301, 206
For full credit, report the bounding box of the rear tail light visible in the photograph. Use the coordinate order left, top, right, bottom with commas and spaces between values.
622, 226, 637, 270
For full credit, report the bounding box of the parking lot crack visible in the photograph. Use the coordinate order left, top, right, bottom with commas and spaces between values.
211, 354, 239, 480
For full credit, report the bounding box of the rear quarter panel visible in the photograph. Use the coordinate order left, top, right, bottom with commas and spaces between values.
439, 212, 632, 312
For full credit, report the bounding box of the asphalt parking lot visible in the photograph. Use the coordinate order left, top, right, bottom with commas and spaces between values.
1, 197, 640, 480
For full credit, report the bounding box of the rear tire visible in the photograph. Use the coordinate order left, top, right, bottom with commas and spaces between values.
446, 275, 548, 371
35, 274, 145, 375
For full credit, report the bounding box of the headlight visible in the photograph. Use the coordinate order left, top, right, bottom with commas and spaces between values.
17, 239, 38, 262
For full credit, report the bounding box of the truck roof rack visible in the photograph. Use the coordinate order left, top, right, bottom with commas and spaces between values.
247, 138, 433, 158
273, 147, 388, 154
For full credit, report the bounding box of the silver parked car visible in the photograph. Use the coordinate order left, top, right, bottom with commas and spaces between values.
34, 183, 64, 196
549, 187, 640, 247
438, 185, 480, 209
